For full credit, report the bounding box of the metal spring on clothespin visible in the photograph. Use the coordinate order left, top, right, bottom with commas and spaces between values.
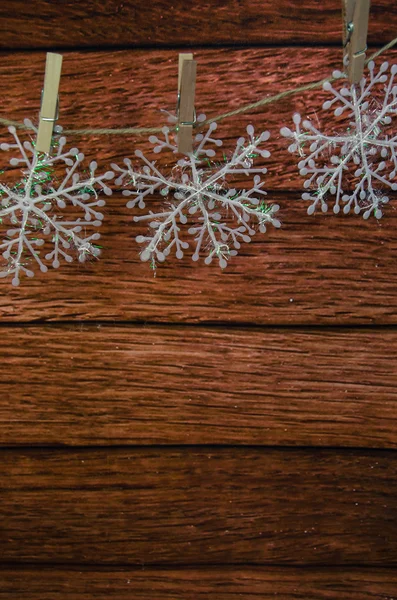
36, 52, 63, 154
176, 53, 197, 154
343, 0, 371, 84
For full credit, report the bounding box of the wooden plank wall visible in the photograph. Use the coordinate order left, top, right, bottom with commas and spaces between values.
0, 1, 396, 598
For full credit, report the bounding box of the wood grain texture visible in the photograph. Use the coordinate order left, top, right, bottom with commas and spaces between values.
1, 49, 397, 323
1, 48, 397, 188
1, 192, 397, 324
1, 567, 397, 599
1, 447, 396, 565
0, 1, 394, 49
1, 325, 397, 448
0, 2, 396, 591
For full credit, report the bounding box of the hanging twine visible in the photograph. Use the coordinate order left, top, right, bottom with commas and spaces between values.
0, 37, 396, 136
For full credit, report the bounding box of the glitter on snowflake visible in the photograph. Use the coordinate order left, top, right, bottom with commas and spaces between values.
112, 116, 280, 268
280, 61, 397, 219
0, 120, 114, 285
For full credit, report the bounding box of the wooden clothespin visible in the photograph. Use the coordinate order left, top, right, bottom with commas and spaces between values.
36, 52, 63, 154
177, 53, 197, 154
343, 0, 371, 84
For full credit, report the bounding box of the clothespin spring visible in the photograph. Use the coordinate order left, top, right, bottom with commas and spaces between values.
176, 92, 197, 128
344, 22, 354, 48
342, 0, 371, 84
40, 89, 60, 123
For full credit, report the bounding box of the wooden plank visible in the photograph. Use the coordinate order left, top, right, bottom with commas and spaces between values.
1, 49, 397, 323
1, 567, 397, 599
0, 1, 393, 49
1, 325, 397, 448
1, 447, 396, 565
0, 192, 397, 323
1, 48, 396, 188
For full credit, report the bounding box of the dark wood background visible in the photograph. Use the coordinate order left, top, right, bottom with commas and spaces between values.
0, 1, 397, 598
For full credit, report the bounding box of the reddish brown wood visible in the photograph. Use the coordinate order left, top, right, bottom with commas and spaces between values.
1, 48, 396, 187
0, 1, 393, 49
0, 49, 396, 323
1, 567, 397, 599
0, 192, 396, 323
0, 325, 396, 448
0, 6, 395, 592
1, 447, 396, 565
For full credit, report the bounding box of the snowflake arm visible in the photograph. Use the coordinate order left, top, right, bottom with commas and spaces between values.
112, 120, 280, 268
281, 61, 397, 219
0, 121, 114, 285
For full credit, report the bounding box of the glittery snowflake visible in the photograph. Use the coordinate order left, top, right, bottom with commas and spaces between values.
112, 117, 280, 268
280, 61, 397, 219
0, 120, 114, 285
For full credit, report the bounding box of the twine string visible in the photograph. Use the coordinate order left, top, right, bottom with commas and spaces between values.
0, 37, 396, 136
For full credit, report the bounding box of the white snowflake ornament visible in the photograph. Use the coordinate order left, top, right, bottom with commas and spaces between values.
0, 120, 114, 285
112, 117, 280, 268
281, 61, 397, 219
